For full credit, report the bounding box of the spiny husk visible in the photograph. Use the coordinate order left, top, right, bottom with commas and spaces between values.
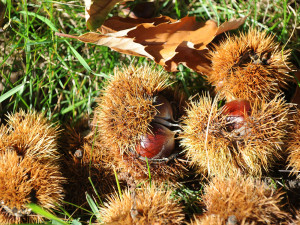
94, 65, 171, 152
0, 110, 60, 162
189, 214, 226, 225
190, 214, 263, 225
287, 109, 300, 178
98, 182, 185, 225
201, 175, 289, 224
289, 210, 300, 225
180, 94, 292, 177
59, 119, 117, 207
59, 116, 114, 165
92, 65, 187, 181
61, 149, 117, 208
0, 151, 65, 224
109, 148, 187, 181
207, 29, 293, 101
59, 116, 91, 155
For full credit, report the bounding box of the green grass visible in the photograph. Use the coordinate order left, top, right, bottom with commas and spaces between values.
0, 0, 299, 224
1, 0, 131, 123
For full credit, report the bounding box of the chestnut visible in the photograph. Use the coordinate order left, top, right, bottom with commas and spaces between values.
135, 95, 179, 159
154, 95, 174, 121
94, 65, 186, 180
207, 29, 293, 101
180, 94, 292, 177
136, 122, 175, 159
222, 100, 251, 132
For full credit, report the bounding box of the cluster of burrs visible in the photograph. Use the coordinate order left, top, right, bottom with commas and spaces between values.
84, 29, 296, 182
81, 29, 299, 224
179, 29, 300, 224
0, 111, 64, 224
2, 28, 300, 225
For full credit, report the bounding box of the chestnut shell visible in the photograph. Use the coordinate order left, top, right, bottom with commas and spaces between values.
136, 122, 175, 159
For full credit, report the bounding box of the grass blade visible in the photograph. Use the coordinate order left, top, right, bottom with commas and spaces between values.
27, 203, 68, 225
145, 157, 152, 186
60, 99, 86, 115
0, 83, 25, 103
86, 193, 101, 221
88, 176, 103, 205
64, 40, 109, 79
113, 167, 122, 199
19, 11, 58, 32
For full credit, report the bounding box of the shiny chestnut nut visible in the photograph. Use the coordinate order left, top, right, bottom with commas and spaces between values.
136, 122, 176, 159
154, 95, 174, 121
135, 95, 178, 159
222, 100, 251, 132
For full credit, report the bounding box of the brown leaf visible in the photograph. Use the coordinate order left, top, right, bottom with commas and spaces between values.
102, 17, 219, 70
59, 15, 246, 74
128, 17, 218, 49
55, 31, 154, 60
85, 0, 126, 31
100, 15, 176, 33
216, 16, 248, 35
164, 42, 212, 74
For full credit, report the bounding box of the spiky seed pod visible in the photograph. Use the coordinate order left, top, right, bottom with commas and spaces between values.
58, 116, 111, 167
180, 94, 291, 177
59, 116, 91, 156
289, 210, 300, 225
189, 214, 226, 225
287, 109, 300, 178
95, 65, 175, 152
0, 110, 60, 162
93, 65, 187, 181
207, 29, 293, 101
0, 151, 65, 224
59, 118, 117, 207
201, 175, 289, 224
61, 147, 117, 208
98, 183, 185, 225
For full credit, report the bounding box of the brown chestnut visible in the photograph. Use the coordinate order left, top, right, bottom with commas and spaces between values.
154, 95, 174, 121
222, 100, 251, 132
136, 122, 175, 159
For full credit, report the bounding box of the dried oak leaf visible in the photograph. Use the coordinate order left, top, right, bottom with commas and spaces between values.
85, 0, 127, 31
99, 15, 176, 33
57, 16, 246, 75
